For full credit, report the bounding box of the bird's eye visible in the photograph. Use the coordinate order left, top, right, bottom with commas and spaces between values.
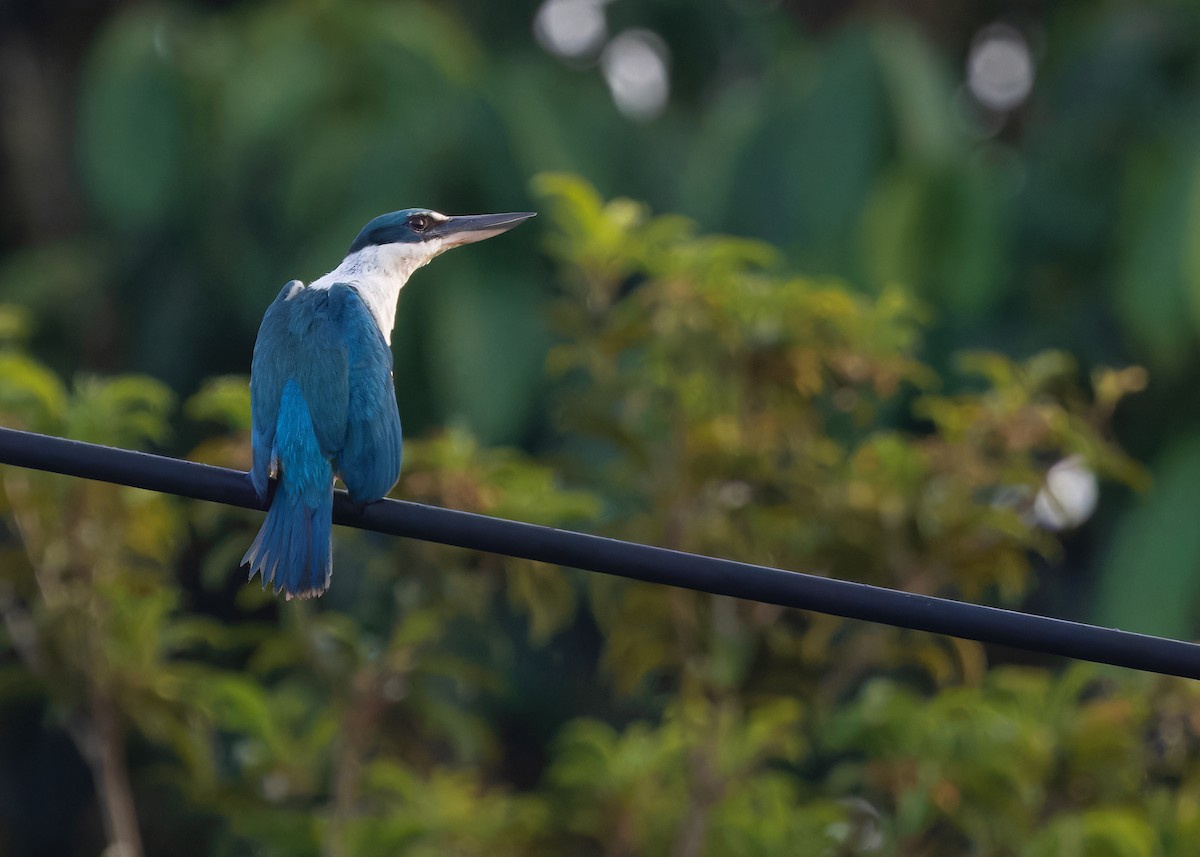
408, 215, 431, 233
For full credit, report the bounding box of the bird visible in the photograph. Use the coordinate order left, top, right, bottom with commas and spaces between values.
241, 208, 535, 599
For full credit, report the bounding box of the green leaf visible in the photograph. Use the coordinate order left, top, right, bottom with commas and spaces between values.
1115, 147, 1196, 373
66, 373, 175, 447
0, 353, 68, 430
871, 21, 960, 165
1095, 436, 1200, 637
78, 7, 187, 230
185, 375, 252, 430
1030, 809, 1157, 857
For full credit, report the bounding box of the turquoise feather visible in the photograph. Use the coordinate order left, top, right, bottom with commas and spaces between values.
242, 282, 401, 599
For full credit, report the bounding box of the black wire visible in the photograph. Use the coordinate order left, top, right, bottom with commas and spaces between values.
0, 424, 1197, 679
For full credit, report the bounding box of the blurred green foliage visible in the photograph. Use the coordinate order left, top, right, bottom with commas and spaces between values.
2, 0, 1200, 853
0, 176, 1181, 857
3, 0, 1196, 636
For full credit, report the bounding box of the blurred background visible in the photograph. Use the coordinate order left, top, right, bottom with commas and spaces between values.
1, 0, 1199, 855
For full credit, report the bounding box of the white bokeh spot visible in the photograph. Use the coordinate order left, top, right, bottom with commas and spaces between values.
601, 29, 670, 121
534, 0, 609, 60
967, 23, 1035, 111
1035, 456, 1099, 530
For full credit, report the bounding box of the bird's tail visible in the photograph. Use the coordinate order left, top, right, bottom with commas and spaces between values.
241, 474, 333, 600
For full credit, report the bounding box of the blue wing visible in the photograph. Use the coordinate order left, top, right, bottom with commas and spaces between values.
336, 290, 403, 505
249, 282, 351, 499
249, 282, 401, 506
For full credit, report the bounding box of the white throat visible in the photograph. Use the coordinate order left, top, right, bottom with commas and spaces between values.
304, 241, 444, 344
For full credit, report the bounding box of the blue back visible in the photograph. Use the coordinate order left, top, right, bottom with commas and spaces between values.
249, 283, 403, 506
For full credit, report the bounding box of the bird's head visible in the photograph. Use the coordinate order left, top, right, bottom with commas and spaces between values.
346, 208, 535, 265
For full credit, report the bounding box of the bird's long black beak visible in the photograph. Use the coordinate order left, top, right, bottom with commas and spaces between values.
434, 211, 536, 247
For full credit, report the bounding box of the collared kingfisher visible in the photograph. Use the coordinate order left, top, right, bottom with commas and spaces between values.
242, 208, 535, 599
